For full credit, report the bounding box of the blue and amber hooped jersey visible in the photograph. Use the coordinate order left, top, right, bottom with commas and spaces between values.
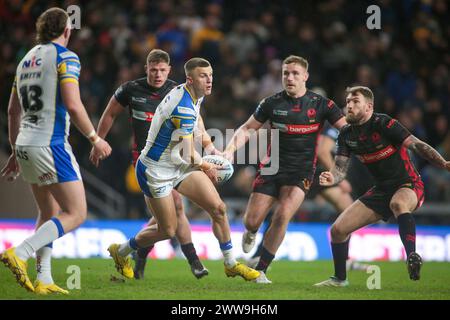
15, 42, 81, 147
140, 84, 203, 165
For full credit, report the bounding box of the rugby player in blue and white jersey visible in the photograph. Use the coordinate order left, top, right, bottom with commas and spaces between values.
107, 58, 260, 281
91, 49, 210, 280
0, 8, 111, 294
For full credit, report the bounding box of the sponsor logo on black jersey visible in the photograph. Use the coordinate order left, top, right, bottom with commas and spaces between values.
291, 104, 301, 112
132, 97, 147, 104
273, 109, 288, 116
346, 140, 358, 147
357, 145, 397, 164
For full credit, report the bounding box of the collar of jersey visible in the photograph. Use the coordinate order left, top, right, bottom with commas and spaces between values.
184, 85, 198, 105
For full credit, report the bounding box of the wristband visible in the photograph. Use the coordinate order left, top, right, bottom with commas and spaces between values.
86, 129, 96, 139
90, 135, 101, 145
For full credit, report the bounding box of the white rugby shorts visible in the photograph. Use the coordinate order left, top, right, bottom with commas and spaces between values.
135, 157, 196, 198
15, 143, 81, 186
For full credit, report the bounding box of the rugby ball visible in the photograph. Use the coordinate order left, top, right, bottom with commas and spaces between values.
202, 155, 234, 183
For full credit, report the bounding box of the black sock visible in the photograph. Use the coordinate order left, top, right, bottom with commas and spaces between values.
397, 213, 416, 257
331, 238, 349, 281
137, 245, 154, 259
252, 242, 264, 258
255, 246, 275, 272
346, 235, 351, 260
181, 243, 199, 265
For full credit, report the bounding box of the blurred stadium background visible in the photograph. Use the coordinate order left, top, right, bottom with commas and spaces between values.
0, 0, 449, 265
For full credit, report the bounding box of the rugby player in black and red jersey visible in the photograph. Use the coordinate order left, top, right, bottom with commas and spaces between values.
315, 86, 450, 287
223, 55, 347, 283
90, 49, 214, 280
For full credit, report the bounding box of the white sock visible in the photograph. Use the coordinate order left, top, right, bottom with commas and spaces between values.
222, 248, 237, 267
15, 218, 63, 261
220, 240, 237, 267
36, 245, 54, 284
118, 238, 138, 256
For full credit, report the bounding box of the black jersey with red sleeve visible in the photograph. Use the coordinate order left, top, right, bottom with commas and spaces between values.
114, 78, 177, 163
337, 113, 421, 188
253, 90, 344, 177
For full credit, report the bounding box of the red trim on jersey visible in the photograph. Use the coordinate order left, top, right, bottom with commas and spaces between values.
258, 143, 272, 169
327, 100, 335, 108
312, 125, 324, 173
413, 180, 425, 209
285, 123, 320, 135
357, 145, 397, 164
145, 112, 154, 122
399, 146, 420, 182
132, 150, 139, 167
252, 173, 265, 188
131, 132, 139, 166
387, 119, 396, 128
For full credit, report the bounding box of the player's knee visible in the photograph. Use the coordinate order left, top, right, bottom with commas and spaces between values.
210, 201, 227, 221
74, 209, 87, 226
166, 227, 177, 239
243, 212, 261, 232
330, 223, 347, 241
162, 225, 177, 238
389, 200, 405, 214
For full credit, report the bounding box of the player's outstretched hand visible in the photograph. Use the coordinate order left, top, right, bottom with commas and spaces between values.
319, 171, 335, 186
1, 153, 20, 182
90, 138, 112, 167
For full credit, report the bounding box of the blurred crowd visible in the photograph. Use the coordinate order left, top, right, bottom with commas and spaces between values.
0, 0, 449, 220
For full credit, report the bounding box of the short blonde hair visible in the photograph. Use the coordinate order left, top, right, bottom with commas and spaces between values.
184, 57, 211, 76
282, 55, 309, 71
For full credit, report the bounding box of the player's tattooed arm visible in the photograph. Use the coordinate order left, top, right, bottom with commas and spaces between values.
330, 155, 351, 184
403, 135, 449, 170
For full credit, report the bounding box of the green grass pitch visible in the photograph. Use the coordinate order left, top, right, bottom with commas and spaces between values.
1, 258, 449, 300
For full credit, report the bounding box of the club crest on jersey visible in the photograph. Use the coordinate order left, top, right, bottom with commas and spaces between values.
371, 132, 381, 143
307, 108, 316, 118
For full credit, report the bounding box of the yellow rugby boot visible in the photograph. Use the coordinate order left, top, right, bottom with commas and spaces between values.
224, 262, 260, 281
0, 247, 34, 292
34, 280, 69, 295
107, 244, 134, 279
